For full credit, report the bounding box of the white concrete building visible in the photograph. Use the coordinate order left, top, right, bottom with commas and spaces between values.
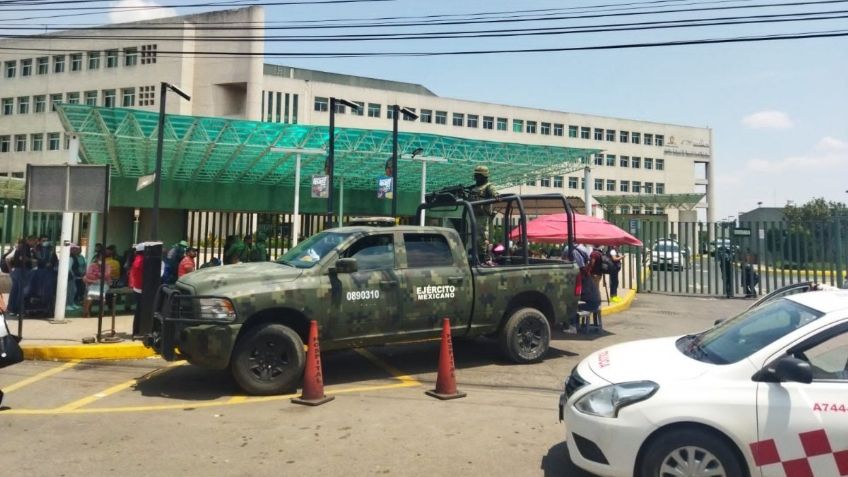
0, 6, 714, 223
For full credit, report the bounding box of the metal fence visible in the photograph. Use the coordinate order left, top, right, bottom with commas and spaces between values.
613, 217, 847, 297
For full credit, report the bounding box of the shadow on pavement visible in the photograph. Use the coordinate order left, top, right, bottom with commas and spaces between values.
541, 440, 598, 477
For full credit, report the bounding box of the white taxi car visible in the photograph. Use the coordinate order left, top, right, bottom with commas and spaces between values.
559, 289, 848, 477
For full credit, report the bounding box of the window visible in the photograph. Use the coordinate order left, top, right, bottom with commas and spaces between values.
467, 114, 478, 128
47, 133, 61, 151
102, 89, 116, 108
553, 176, 563, 188
644, 182, 653, 194
17, 96, 29, 114
632, 181, 641, 193
606, 154, 616, 167
34, 95, 46, 113
332, 100, 346, 114
620, 206, 630, 214
121, 87, 135, 107
496, 117, 507, 131
594, 178, 603, 191
619, 130, 629, 143
606, 129, 615, 142
87, 51, 100, 70
482, 116, 494, 130
632, 206, 642, 215
53, 55, 65, 73
525, 178, 536, 186
802, 331, 848, 381
4, 61, 15, 78
631, 157, 641, 169
593, 154, 604, 166
435, 111, 447, 125
352, 101, 364, 116
526, 121, 537, 134
31, 133, 43, 151
0, 136, 9, 153
540, 177, 551, 188
644, 158, 653, 170
387, 107, 394, 120
620, 180, 629, 192
404, 234, 453, 268
452, 113, 464, 127
580, 127, 590, 139
568, 125, 578, 138
512, 119, 523, 133
656, 183, 665, 194
367, 103, 380, 118
540, 122, 551, 135
2, 98, 13, 116
644, 133, 653, 146
580, 178, 586, 189
15, 135, 26, 152
606, 180, 615, 192
36, 57, 48, 75
84, 91, 97, 106
141, 44, 158, 64
314, 97, 328, 112
655, 135, 664, 147
50, 93, 63, 111
655, 206, 664, 215
343, 234, 394, 271
593, 128, 603, 141
106, 49, 118, 68
554, 123, 564, 136
631, 132, 641, 144
656, 159, 665, 171
420, 109, 432, 123
124, 47, 138, 66
21, 59, 32, 76
70, 53, 82, 72
620, 156, 629, 167
568, 177, 578, 189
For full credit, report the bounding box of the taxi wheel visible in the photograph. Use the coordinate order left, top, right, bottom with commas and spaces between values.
230, 323, 305, 396
639, 428, 744, 477
499, 307, 550, 363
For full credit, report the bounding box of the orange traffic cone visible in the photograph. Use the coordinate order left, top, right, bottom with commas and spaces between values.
292, 320, 334, 406
425, 318, 467, 400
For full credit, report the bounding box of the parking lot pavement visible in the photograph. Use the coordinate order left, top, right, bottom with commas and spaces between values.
0, 294, 749, 477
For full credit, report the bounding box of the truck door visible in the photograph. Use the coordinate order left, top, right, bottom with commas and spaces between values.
397, 232, 473, 337
331, 233, 399, 342
755, 323, 848, 477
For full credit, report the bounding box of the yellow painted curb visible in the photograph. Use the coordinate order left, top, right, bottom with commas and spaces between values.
22, 342, 157, 361
601, 288, 636, 315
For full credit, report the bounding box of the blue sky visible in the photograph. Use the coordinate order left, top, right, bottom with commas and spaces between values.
5, 0, 847, 220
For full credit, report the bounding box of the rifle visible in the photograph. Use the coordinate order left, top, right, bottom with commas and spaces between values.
425, 184, 474, 203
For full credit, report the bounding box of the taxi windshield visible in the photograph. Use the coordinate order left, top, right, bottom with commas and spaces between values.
276, 231, 351, 269
680, 298, 823, 364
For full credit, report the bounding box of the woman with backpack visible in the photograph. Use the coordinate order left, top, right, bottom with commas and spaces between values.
607, 246, 623, 303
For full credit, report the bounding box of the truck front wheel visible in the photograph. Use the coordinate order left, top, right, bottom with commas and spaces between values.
230, 323, 305, 395
499, 307, 551, 363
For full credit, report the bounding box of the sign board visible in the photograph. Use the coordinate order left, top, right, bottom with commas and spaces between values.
759, 229, 765, 240
629, 218, 639, 234
26, 164, 110, 213
377, 176, 393, 199
311, 175, 328, 199
733, 227, 752, 237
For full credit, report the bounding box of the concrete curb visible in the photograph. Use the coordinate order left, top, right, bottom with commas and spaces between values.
601, 288, 636, 315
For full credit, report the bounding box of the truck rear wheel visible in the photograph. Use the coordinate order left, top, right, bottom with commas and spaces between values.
230, 323, 305, 396
499, 307, 550, 363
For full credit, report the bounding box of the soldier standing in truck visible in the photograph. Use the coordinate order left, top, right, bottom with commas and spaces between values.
469, 165, 498, 262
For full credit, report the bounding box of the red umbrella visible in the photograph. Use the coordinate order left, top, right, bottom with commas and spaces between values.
509, 213, 643, 246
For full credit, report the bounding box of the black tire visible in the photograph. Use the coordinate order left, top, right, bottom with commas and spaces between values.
499, 307, 551, 363
230, 323, 305, 396
639, 428, 744, 477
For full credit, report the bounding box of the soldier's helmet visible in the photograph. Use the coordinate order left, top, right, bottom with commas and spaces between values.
473, 165, 489, 177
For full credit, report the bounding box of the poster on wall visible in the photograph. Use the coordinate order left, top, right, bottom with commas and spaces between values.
311, 175, 329, 198
377, 176, 393, 199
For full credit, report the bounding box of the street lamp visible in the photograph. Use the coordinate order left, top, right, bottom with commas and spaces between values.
391, 105, 419, 219
327, 97, 361, 228
271, 147, 326, 247
151, 82, 191, 241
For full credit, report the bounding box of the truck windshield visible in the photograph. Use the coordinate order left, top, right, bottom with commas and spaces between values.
276, 231, 351, 268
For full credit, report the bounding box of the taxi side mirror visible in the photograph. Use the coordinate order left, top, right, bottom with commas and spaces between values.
753, 356, 813, 384
333, 258, 358, 274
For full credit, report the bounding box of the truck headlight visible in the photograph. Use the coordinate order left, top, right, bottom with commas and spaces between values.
574, 381, 658, 418
198, 298, 236, 321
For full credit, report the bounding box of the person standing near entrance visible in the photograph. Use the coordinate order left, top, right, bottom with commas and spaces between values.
129, 244, 145, 337
717, 245, 734, 298
608, 246, 623, 303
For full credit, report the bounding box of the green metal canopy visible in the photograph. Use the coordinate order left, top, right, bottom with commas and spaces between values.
57, 104, 600, 194
594, 193, 706, 211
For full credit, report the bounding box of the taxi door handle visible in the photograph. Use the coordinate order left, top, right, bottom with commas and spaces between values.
448, 276, 464, 285
380, 280, 398, 289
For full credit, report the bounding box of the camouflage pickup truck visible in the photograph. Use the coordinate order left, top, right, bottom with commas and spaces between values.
146, 195, 580, 395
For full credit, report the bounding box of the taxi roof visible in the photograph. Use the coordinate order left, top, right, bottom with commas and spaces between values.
787, 289, 848, 314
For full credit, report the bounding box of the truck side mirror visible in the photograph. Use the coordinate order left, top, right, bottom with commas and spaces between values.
333, 258, 358, 274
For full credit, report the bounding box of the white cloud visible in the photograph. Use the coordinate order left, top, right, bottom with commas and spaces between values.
744, 136, 848, 173
815, 136, 848, 152
740, 110, 793, 130
108, 0, 177, 24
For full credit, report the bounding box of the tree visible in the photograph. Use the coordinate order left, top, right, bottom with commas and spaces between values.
784, 198, 847, 229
